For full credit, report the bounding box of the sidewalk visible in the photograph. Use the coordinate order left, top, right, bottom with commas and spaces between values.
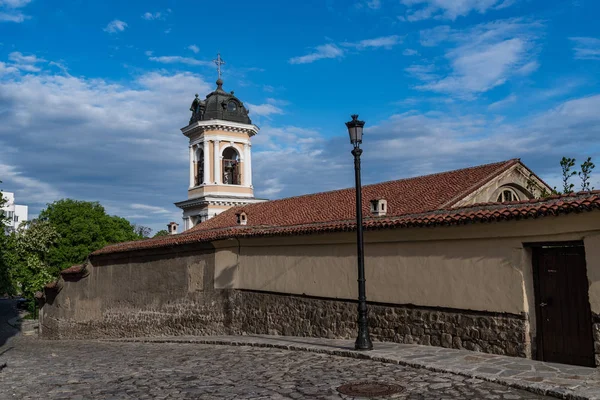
106, 335, 600, 400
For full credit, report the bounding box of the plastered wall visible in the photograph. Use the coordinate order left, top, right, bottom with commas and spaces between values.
215, 212, 600, 316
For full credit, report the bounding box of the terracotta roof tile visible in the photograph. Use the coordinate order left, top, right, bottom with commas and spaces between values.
189, 159, 520, 233
60, 264, 84, 275
93, 190, 600, 256
92, 159, 589, 256
44, 280, 59, 289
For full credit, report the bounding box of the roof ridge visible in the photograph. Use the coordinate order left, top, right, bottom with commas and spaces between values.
447, 190, 600, 211
441, 159, 520, 208
242, 158, 519, 206
92, 191, 600, 256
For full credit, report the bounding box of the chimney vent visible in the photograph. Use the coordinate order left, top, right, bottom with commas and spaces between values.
370, 199, 387, 217
167, 221, 179, 235
236, 211, 248, 225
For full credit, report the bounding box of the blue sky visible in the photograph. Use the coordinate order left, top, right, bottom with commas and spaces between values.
1, 0, 600, 234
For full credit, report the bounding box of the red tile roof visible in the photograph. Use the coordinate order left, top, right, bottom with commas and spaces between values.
193, 159, 520, 232
60, 264, 85, 276
91, 159, 588, 256
93, 190, 600, 256
44, 280, 59, 290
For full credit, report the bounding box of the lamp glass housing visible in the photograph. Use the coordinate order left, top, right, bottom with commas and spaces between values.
346, 114, 365, 145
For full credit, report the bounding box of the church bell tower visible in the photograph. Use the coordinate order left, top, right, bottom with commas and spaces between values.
175, 54, 266, 231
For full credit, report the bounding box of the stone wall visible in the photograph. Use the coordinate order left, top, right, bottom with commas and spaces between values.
41, 280, 528, 358
40, 289, 238, 340
235, 291, 529, 358
593, 317, 600, 367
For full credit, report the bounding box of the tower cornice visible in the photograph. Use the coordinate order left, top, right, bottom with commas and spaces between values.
181, 119, 259, 138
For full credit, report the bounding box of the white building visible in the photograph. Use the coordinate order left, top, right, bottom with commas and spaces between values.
1, 192, 28, 232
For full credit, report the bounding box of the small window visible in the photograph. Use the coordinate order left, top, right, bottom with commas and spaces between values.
227, 101, 237, 112
14, 216, 18, 222
496, 189, 519, 203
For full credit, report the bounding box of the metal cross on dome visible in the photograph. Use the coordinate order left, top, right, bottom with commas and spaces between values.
213, 53, 225, 80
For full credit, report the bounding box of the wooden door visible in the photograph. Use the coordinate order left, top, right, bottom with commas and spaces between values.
533, 245, 595, 367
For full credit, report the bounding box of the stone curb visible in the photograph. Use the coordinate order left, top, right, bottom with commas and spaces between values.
102, 336, 593, 400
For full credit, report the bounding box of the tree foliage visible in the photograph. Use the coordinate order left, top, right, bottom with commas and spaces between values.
579, 157, 595, 192
38, 199, 143, 274
4, 220, 59, 300
0, 186, 13, 296
560, 157, 577, 194
153, 229, 169, 238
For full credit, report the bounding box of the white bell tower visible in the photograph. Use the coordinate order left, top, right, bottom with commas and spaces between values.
175, 55, 266, 231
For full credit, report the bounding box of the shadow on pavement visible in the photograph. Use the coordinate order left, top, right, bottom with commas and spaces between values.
0, 299, 20, 349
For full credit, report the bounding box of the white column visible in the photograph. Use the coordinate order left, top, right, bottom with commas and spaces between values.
189, 145, 194, 188
203, 140, 209, 185
244, 143, 252, 187
213, 139, 221, 184
246, 143, 252, 187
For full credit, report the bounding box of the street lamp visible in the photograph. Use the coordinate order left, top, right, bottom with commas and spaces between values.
345, 114, 373, 351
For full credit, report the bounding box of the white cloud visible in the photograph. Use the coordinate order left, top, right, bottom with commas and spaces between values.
570, 37, 600, 60
0, 61, 18, 75
188, 44, 200, 54
9, 51, 42, 64
0, 163, 63, 206
142, 12, 162, 20
131, 203, 171, 214
0, 11, 25, 22
0, 0, 30, 22
403, 49, 419, 56
400, 0, 513, 21
367, 0, 382, 9
488, 94, 517, 110
149, 55, 212, 67
0, 0, 31, 7
413, 19, 542, 97
0, 56, 213, 231
104, 19, 127, 34
246, 103, 284, 117
290, 35, 401, 64
342, 35, 402, 50
1, 51, 600, 231
289, 44, 344, 64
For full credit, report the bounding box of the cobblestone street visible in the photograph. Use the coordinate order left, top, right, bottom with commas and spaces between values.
0, 336, 557, 400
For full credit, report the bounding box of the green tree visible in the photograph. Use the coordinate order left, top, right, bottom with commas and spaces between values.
38, 199, 142, 273
153, 230, 169, 238
0, 186, 14, 296
559, 157, 577, 194
5, 220, 59, 301
579, 157, 595, 192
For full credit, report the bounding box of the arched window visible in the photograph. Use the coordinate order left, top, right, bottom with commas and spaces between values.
222, 147, 241, 185
496, 188, 519, 203
195, 148, 204, 186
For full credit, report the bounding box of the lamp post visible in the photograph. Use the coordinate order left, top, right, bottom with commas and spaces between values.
346, 114, 373, 351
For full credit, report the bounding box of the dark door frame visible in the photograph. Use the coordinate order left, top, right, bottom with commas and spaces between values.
526, 240, 594, 365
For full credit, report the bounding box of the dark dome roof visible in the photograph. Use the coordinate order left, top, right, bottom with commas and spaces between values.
189, 80, 252, 125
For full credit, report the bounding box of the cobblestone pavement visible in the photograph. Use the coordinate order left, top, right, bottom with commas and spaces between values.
0, 337, 557, 400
